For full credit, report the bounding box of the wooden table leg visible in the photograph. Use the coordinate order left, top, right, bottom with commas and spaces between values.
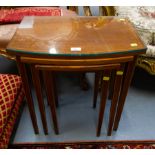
108, 70, 116, 100
16, 57, 39, 134
80, 73, 89, 91
31, 65, 48, 135
107, 67, 124, 136
113, 60, 136, 131
43, 71, 59, 134
93, 71, 101, 108
53, 74, 59, 108
97, 70, 111, 137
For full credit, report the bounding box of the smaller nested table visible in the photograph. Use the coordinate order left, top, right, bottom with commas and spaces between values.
6, 16, 146, 136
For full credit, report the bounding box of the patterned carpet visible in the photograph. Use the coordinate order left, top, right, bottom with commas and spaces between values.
9, 141, 155, 149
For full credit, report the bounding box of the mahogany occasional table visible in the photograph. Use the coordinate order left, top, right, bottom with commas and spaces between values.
6, 16, 146, 136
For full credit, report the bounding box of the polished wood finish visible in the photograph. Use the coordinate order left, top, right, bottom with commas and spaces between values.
43, 71, 59, 134
108, 70, 116, 100
97, 70, 111, 137
113, 59, 137, 131
107, 66, 125, 136
93, 65, 127, 136
93, 71, 102, 108
35, 64, 120, 72
31, 65, 48, 134
38, 63, 120, 136
16, 57, 39, 134
6, 16, 146, 136
7, 17, 146, 57
52, 74, 59, 108
20, 56, 134, 65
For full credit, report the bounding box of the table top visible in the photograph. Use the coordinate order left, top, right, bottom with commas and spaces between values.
7, 16, 146, 57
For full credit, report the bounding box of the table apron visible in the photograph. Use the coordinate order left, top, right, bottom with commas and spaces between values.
35, 63, 121, 72
20, 56, 134, 66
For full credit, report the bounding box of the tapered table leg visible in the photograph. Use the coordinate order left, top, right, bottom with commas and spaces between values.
113, 60, 136, 131
16, 57, 39, 134
43, 71, 59, 134
108, 70, 116, 100
97, 70, 111, 137
31, 65, 48, 135
93, 72, 101, 108
107, 68, 124, 136
53, 74, 59, 108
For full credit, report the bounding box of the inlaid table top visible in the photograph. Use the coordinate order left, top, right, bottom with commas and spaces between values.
5, 16, 147, 138
7, 16, 146, 57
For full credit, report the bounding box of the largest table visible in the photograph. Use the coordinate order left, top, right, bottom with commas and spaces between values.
6, 16, 146, 136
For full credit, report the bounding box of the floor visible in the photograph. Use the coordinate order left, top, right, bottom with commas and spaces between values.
13, 68, 155, 143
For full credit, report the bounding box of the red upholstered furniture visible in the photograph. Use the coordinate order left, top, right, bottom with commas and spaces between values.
0, 74, 24, 149
0, 7, 61, 24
